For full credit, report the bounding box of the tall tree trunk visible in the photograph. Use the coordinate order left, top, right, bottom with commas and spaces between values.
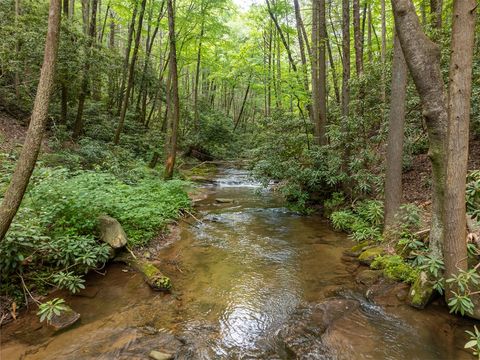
353, 0, 363, 75
383, 32, 408, 232
234, 82, 251, 131
443, 0, 476, 293
430, 0, 443, 30
114, 0, 147, 145
81, 0, 89, 35
164, 0, 180, 180
60, 0, 69, 124
0, 0, 61, 241
69, 0, 74, 17
73, 0, 98, 139
312, 0, 327, 145
109, 8, 115, 48
193, 19, 205, 129
116, 2, 138, 115
381, 0, 386, 103
327, 37, 340, 105
14, 0, 21, 100
391, 0, 447, 258
341, 0, 350, 118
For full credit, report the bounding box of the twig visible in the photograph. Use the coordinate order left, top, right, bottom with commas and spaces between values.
126, 247, 138, 260
184, 209, 203, 225
18, 272, 41, 307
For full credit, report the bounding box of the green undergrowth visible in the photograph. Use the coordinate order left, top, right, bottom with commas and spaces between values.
0, 160, 191, 305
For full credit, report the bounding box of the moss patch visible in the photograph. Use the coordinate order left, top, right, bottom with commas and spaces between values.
358, 246, 384, 265
371, 255, 419, 284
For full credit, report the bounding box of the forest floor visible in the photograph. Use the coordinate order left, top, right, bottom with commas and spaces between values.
402, 137, 480, 204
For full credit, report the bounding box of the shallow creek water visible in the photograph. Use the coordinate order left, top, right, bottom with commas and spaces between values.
1, 168, 477, 359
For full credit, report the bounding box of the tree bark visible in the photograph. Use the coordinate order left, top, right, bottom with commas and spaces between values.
14, 0, 21, 100
384, 32, 408, 231
193, 18, 205, 129
233, 82, 250, 131
443, 0, 476, 292
73, 0, 98, 139
164, 0, 180, 180
353, 0, 363, 75
114, 0, 147, 145
341, 0, 350, 118
381, 0, 386, 103
311, 0, 327, 145
0, 0, 61, 241
391, 0, 447, 258
430, 0, 443, 30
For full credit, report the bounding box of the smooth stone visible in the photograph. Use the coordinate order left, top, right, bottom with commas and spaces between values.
48, 306, 80, 331
98, 215, 128, 249
149, 350, 174, 360
215, 198, 235, 204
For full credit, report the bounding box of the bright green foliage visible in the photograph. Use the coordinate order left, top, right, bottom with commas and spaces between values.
330, 200, 384, 242
37, 298, 68, 323
371, 255, 419, 284
465, 326, 480, 359
52, 272, 86, 294
446, 268, 480, 316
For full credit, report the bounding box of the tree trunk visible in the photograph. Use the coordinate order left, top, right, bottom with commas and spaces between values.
114, 0, 147, 145
443, 0, 476, 293
116, 2, 138, 115
164, 0, 180, 180
391, 0, 448, 258
73, 0, 98, 139
14, 0, 21, 100
0, 0, 61, 241
193, 19, 205, 129
383, 32, 408, 231
233, 82, 250, 132
341, 0, 350, 118
311, 0, 327, 145
430, 0, 443, 30
353, 0, 363, 75
381, 0, 386, 103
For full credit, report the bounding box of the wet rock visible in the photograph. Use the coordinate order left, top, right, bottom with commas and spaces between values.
48, 306, 80, 331
358, 246, 384, 265
149, 350, 173, 360
98, 215, 128, 249
215, 198, 235, 204
366, 280, 410, 307
75, 286, 99, 299
356, 270, 382, 286
407, 271, 434, 309
350, 240, 373, 253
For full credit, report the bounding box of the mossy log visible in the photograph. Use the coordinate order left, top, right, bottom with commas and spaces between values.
116, 254, 172, 291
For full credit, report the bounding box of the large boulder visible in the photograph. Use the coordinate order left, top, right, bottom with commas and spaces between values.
98, 215, 128, 249
407, 271, 435, 309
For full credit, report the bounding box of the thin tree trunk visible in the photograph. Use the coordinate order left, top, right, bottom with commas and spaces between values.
234, 82, 251, 131
327, 37, 340, 105
14, 0, 21, 100
114, 0, 147, 145
430, 0, 443, 30
60, 0, 69, 124
443, 0, 476, 294
0, 0, 61, 241
73, 0, 98, 139
164, 0, 180, 180
384, 32, 408, 231
391, 0, 448, 258
341, 0, 350, 118
193, 19, 205, 129
312, 0, 327, 145
353, 0, 363, 75
117, 2, 138, 115
381, 0, 386, 103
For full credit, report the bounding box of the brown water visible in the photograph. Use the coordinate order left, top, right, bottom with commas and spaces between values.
1, 168, 477, 359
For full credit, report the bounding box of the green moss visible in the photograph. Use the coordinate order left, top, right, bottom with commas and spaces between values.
408, 271, 434, 309
350, 240, 373, 253
358, 246, 384, 265
371, 255, 419, 284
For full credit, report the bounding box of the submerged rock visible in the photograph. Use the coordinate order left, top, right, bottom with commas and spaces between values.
149, 350, 174, 360
407, 271, 434, 309
356, 270, 382, 286
48, 306, 80, 331
215, 198, 235, 204
137, 260, 172, 291
98, 215, 128, 249
358, 246, 384, 265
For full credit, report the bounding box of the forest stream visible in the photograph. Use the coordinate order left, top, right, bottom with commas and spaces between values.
1, 168, 477, 359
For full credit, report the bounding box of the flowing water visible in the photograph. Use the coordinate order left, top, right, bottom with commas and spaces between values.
1, 168, 476, 359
